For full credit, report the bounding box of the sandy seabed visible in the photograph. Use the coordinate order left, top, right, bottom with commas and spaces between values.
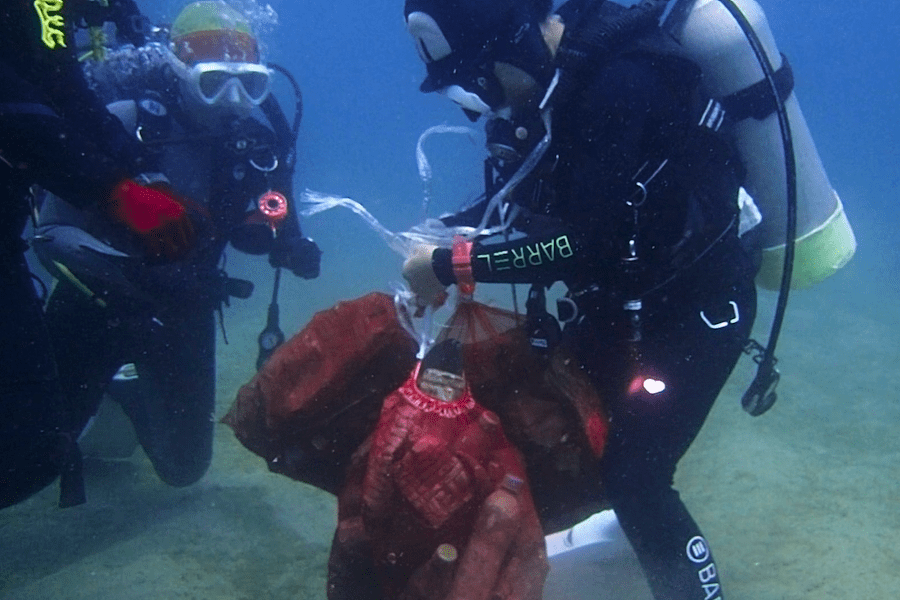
2, 254, 898, 600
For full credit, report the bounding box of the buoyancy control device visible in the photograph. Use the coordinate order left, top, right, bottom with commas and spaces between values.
663, 0, 856, 290
533, 0, 853, 415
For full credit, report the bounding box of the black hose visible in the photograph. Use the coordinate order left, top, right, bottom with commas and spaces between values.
268, 62, 303, 146
256, 266, 285, 370
254, 63, 303, 369
716, 0, 798, 416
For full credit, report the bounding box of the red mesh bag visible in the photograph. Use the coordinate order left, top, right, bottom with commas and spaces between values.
224, 293, 610, 599
439, 299, 608, 460
329, 360, 547, 600
447, 300, 611, 531
223, 292, 418, 494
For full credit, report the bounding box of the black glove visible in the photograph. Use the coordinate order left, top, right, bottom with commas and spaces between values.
269, 234, 321, 279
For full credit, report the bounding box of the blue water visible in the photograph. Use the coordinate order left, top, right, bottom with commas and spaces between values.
2, 1, 898, 599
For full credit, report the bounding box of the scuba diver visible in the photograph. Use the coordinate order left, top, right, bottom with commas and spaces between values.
30, 1, 321, 502
399, 0, 768, 597
1, 0, 195, 509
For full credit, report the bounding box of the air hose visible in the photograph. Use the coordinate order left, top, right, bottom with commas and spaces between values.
255, 63, 303, 370
267, 62, 304, 168
715, 0, 798, 416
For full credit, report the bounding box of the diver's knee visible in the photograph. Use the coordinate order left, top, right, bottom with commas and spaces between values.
151, 448, 211, 488
0, 436, 64, 509
155, 460, 210, 488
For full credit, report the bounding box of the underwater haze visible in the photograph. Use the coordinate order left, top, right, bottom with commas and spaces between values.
2, 1, 899, 599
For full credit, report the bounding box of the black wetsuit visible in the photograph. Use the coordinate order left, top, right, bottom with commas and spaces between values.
39, 52, 318, 492
0, 0, 148, 508
432, 12, 758, 600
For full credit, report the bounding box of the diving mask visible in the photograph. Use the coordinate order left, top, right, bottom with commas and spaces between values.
186, 61, 271, 107
405, 4, 555, 120
425, 56, 506, 119
441, 84, 492, 115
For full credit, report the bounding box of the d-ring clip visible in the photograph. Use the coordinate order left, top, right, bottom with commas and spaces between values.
700, 301, 740, 330
633, 182, 648, 206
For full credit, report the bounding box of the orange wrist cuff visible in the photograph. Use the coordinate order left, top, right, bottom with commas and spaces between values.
452, 235, 475, 296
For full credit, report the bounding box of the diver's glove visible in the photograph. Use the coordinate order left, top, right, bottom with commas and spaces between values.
402, 244, 448, 314
269, 233, 322, 279
107, 177, 195, 261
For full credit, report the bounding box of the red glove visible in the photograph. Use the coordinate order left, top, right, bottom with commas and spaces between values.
108, 178, 195, 260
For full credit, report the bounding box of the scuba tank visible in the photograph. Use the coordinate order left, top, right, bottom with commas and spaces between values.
663, 0, 856, 290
